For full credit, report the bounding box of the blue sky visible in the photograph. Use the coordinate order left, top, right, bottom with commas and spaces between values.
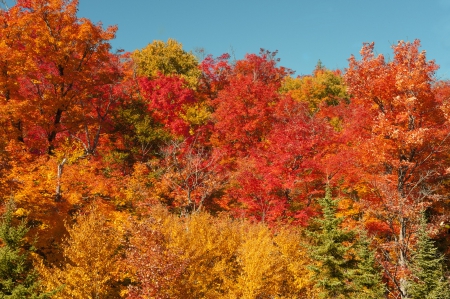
6, 0, 450, 78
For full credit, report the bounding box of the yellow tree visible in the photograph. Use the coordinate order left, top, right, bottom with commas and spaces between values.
38, 204, 124, 298
132, 39, 201, 88
281, 63, 348, 114
231, 223, 307, 299
126, 204, 313, 298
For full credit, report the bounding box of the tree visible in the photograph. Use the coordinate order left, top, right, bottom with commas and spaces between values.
351, 230, 386, 299
408, 214, 450, 299
211, 49, 292, 157
208, 51, 298, 220
263, 96, 337, 224
307, 187, 385, 299
197, 53, 231, 101
155, 138, 228, 215
0, 0, 128, 262
125, 216, 187, 299
39, 205, 123, 299
0, 200, 57, 298
139, 74, 196, 137
132, 39, 201, 88
228, 158, 289, 224
112, 93, 171, 165
125, 204, 313, 298
307, 187, 357, 299
0, 0, 118, 155
281, 63, 349, 114
344, 40, 450, 298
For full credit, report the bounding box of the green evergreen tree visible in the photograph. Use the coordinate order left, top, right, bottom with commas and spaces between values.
351, 230, 386, 299
0, 200, 55, 298
307, 187, 357, 299
409, 214, 450, 299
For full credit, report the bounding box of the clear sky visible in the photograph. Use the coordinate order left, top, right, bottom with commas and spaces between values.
8, 0, 450, 78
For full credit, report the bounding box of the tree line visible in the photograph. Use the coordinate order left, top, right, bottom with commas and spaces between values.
1, 0, 450, 298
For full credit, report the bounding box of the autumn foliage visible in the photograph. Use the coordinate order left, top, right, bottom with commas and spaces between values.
1, 1, 450, 298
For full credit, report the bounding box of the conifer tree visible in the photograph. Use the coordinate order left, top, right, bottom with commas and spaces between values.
307, 187, 356, 299
308, 187, 386, 298
409, 214, 450, 299
351, 230, 386, 299
0, 200, 55, 298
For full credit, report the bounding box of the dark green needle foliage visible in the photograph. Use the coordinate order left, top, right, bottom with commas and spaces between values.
0, 200, 56, 299
351, 230, 386, 299
307, 187, 357, 299
307, 187, 386, 299
409, 214, 450, 299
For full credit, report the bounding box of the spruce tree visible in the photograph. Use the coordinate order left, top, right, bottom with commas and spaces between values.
408, 214, 450, 299
351, 230, 386, 299
0, 200, 55, 298
307, 187, 356, 299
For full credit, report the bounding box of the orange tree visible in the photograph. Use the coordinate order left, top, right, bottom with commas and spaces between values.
344, 40, 450, 298
0, 0, 125, 262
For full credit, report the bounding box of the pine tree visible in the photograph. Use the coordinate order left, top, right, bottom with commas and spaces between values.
0, 200, 56, 298
408, 214, 450, 299
307, 187, 357, 299
351, 230, 386, 299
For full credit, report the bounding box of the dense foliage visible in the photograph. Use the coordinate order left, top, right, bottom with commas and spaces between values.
1, 1, 450, 298
0, 200, 56, 298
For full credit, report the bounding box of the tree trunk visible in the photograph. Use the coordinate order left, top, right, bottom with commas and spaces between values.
55, 157, 67, 202
399, 215, 409, 299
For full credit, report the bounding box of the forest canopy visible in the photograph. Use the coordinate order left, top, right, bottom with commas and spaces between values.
1, 1, 450, 298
